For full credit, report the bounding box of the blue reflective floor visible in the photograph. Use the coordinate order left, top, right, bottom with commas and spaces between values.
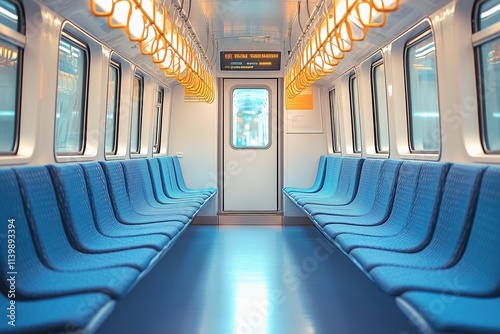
96, 225, 420, 334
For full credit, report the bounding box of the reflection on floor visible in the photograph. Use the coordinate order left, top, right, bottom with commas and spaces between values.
96, 225, 420, 334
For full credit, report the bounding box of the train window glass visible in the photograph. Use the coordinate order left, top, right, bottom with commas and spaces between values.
130, 74, 143, 154
475, 0, 500, 152
55, 35, 88, 154
372, 61, 389, 153
329, 88, 341, 153
0, 0, 19, 31
405, 32, 440, 153
349, 74, 361, 153
478, 0, 500, 30
231, 88, 270, 148
0, 1, 22, 154
153, 87, 163, 153
105, 62, 120, 154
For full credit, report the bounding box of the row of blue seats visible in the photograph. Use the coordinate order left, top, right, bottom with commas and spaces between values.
283, 156, 500, 334
0, 156, 216, 333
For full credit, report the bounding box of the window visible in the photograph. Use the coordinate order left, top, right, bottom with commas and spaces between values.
105, 61, 120, 154
349, 74, 361, 153
329, 88, 341, 153
0, 0, 23, 154
231, 88, 270, 148
55, 34, 88, 154
371, 60, 389, 153
405, 31, 440, 153
130, 74, 143, 154
153, 87, 164, 153
474, 0, 500, 152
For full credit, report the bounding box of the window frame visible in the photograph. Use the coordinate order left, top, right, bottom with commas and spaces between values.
371, 59, 390, 154
473, 0, 500, 154
0, 0, 24, 155
404, 29, 441, 154
229, 86, 272, 150
153, 86, 164, 154
130, 73, 144, 154
54, 32, 90, 156
105, 59, 121, 155
329, 88, 342, 153
349, 73, 362, 153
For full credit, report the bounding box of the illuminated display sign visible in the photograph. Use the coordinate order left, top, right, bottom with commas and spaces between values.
220, 52, 281, 71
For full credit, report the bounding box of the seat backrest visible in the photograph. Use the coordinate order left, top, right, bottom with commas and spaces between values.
0, 169, 49, 287
401, 162, 451, 249
120, 159, 158, 206
347, 159, 388, 208
47, 164, 102, 251
457, 166, 500, 293
420, 164, 485, 268
13, 167, 79, 270
330, 157, 364, 203
80, 162, 121, 227
316, 156, 343, 196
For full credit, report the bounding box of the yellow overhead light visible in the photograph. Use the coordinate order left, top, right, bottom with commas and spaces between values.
0, 43, 18, 66
285, 0, 400, 99
90, 0, 214, 103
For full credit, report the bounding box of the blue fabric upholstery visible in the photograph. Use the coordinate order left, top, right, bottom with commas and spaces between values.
368, 166, 500, 296
332, 162, 449, 252
312, 159, 402, 226
286, 156, 342, 200
14, 166, 157, 272
118, 160, 200, 216
81, 162, 185, 238
0, 292, 113, 334
400, 292, 500, 333
47, 164, 172, 253
99, 161, 191, 223
283, 155, 327, 194
171, 155, 217, 195
296, 157, 363, 206
147, 158, 206, 203
0, 169, 139, 299
350, 164, 485, 273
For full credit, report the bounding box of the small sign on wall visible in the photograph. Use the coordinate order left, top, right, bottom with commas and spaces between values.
286, 86, 323, 133
285, 87, 314, 110
184, 88, 207, 103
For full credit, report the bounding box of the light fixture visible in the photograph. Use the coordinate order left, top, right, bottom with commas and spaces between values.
0, 43, 18, 66
90, 0, 214, 103
285, 0, 400, 99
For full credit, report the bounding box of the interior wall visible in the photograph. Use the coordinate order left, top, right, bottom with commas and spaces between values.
168, 84, 218, 216
283, 85, 329, 217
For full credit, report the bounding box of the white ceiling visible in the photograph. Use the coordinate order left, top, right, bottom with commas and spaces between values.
39, 0, 451, 85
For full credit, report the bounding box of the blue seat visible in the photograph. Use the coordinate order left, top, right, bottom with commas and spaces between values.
399, 292, 500, 333
285, 156, 342, 201
0, 292, 114, 334
350, 164, 485, 273
170, 155, 217, 195
283, 155, 327, 194
99, 161, 191, 223
147, 158, 207, 204
311, 159, 402, 226
0, 169, 139, 299
14, 166, 158, 272
47, 164, 173, 253
331, 162, 449, 252
118, 160, 200, 216
81, 162, 185, 238
369, 165, 500, 296
295, 157, 363, 206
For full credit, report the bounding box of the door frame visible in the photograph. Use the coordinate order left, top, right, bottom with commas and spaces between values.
217, 77, 284, 223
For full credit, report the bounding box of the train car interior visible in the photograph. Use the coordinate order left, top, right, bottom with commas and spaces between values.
0, 0, 500, 333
